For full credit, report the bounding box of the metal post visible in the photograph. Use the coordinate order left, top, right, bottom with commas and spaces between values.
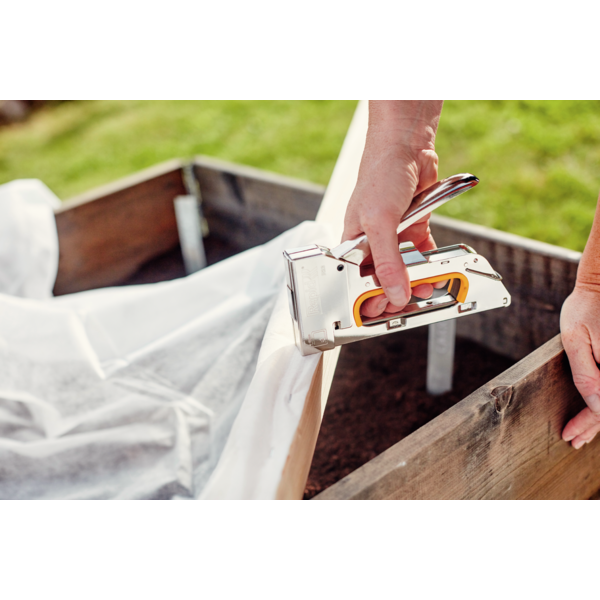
174, 195, 207, 274
426, 319, 456, 395
175, 163, 210, 275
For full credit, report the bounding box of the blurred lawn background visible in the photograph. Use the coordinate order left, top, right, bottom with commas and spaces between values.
0, 100, 599, 251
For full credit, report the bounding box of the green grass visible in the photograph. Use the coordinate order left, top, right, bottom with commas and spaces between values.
1, 100, 599, 251
436, 101, 600, 251
0, 100, 357, 197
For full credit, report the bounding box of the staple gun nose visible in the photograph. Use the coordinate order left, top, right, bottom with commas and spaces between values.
284, 174, 511, 356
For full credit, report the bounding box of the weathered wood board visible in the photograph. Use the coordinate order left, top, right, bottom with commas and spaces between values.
54, 159, 186, 295
53, 157, 325, 295
193, 155, 325, 251
314, 334, 600, 500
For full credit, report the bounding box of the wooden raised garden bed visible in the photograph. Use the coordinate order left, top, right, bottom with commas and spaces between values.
53, 154, 599, 500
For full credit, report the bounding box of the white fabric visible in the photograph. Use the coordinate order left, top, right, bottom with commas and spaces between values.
200, 290, 322, 499
0, 179, 60, 299
0, 180, 329, 498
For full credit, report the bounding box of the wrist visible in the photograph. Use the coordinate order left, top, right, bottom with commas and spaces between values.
575, 277, 600, 294
574, 254, 600, 292
576, 230, 600, 292
361, 131, 438, 187
368, 100, 443, 152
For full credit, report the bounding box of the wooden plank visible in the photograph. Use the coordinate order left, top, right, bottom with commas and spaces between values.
193, 155, 325, 250
54, 159, 186, 294
54, 156, 326, 296
276, 101, 369, 499
314, 333, 600, 500
430, 215, 581, 360
275, 359, 324, 500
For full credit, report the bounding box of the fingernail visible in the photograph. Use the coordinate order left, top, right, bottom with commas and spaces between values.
386, 285, 408, 306
573, 439, 585, 450
585, 394, 600, 413
377, 297, 389, 311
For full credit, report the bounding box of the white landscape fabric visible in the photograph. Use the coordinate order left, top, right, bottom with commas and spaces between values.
0, 179, 60, 299
0, 179, 330, 499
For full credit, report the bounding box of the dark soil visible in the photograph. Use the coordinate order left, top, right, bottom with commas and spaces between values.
121, 236, 241, 286
303, 328, 516, 499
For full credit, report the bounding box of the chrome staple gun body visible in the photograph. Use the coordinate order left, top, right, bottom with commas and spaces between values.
283, 174, 512, 356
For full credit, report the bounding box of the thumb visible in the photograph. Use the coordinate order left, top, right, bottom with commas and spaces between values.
562, 329, 600, 414
365, 219, 411, 308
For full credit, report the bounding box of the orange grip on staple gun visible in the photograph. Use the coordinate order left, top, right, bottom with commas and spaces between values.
353, 272, 469, 327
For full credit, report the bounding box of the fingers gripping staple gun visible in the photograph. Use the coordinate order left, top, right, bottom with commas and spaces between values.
283, 173, 512, 356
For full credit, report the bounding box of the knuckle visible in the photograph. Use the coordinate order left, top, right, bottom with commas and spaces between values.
375, 261, 403, 282
572, 372, 600, 394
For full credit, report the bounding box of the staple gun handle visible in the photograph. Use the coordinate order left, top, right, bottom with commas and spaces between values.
352, 272, 470, 327
331, 173, 479, 262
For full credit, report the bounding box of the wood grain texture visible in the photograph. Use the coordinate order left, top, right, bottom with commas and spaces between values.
276, 359, 324, 500
53, 157, 326, 295
54, 160, 186, 294
430, 215, 581, 361
314, 334, 600, 500
193, 155, 325, 251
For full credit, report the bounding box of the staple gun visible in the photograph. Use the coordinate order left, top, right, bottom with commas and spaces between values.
283, 173, 511, 356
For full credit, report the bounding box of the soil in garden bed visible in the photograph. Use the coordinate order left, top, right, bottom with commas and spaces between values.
121, 235, 241, 286
304, 328, 516, 499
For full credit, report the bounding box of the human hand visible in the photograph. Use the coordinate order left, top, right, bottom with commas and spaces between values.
342, 132, 445, 317
560, 286, 600, 449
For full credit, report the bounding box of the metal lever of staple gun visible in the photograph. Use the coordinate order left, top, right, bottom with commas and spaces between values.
331, 173, 480, 265
283, 173, 511, 356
